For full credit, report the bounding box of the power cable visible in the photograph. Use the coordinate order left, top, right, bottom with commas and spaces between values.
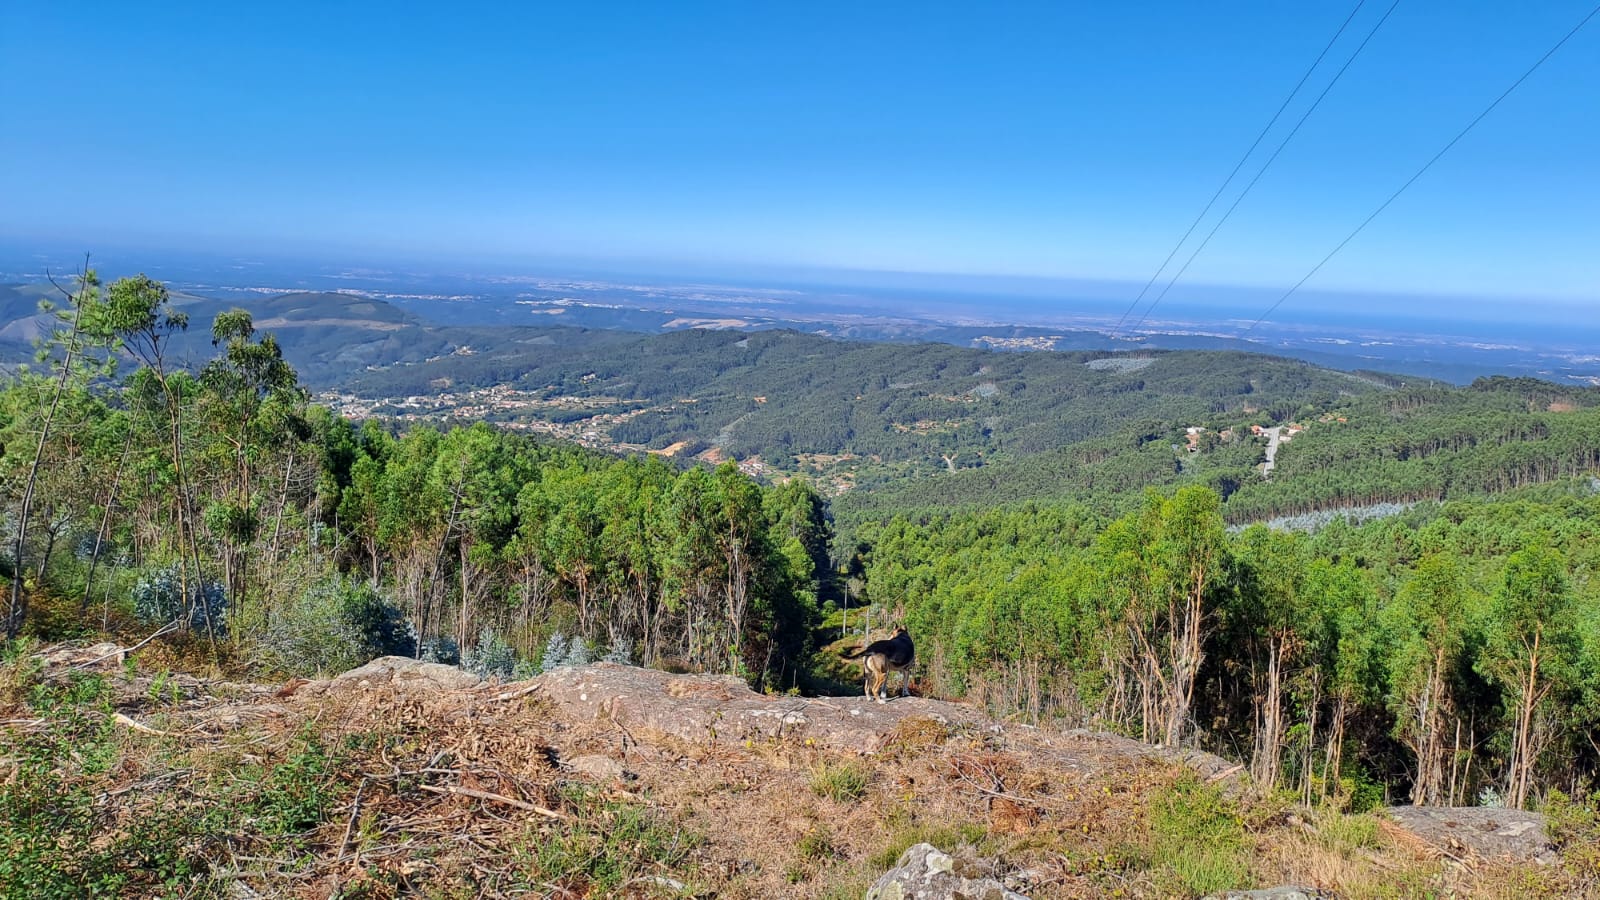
1130, 0, 1403, 332
1131, 2, 1600, 468
1241, 1, 1600, 335
1113, 0, 1372, 334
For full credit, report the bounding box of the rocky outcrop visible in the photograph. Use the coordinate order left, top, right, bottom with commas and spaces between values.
867, 843, 1029, 900
303, 655, 482, 696
528, 662, 986, 753
1385, 806, 1555, 864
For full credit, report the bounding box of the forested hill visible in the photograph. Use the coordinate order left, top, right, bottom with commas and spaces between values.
835, 374, 1600, 528
336, 321, 1395, 485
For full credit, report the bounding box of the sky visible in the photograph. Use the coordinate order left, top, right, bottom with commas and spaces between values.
3, 1, 1598, 307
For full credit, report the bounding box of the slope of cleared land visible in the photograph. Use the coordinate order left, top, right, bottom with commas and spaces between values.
4, 645, 1590, 899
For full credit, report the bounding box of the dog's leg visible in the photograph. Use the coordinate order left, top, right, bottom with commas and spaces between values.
899, 668, 911, 697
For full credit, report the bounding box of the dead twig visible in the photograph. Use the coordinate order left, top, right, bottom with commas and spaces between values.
1206, 763, 1246, 784
114, 711, 181, 737
417, 783, 570, 820
71, 619, 181, 670
490, 682, 542, 702
338, 776, 372, 862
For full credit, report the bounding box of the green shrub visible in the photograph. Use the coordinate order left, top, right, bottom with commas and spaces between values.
1544, 790, 1600, 880
252, 735, 339, 838
462, 626, 519, 679
132, 562, 226, 634
1148, 775, 1249, 897
257, 576, 411, 676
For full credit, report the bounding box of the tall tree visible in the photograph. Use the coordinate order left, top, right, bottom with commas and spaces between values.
1385, 551, 1477, 806
6, 262, 113, 638
100, 275, 209, 631
1481, 546, 1578, 808
198, 309, 306, 625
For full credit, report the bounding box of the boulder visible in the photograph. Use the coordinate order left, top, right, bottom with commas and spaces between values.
308, 655, 482, 696
1384, 806, 1555, 864
529, 663, 983, 753
41, 641, 126, 670
866, 843, 1028, 900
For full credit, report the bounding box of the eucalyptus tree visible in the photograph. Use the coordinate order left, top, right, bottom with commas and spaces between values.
1384, 551, 1480, 805
99, 275, 211, 631
5, 263, 116, 638
1095, 485, 1227, 746
1231, 525, 1311, 792
1481, 546, 1580, 808
197, 308, 307, 625
1302, 557, 1383, 804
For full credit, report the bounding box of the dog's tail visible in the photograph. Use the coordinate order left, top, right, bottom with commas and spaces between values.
839, 646, 868, 660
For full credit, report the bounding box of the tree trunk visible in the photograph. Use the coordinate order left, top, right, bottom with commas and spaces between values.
8, 278, 91, 638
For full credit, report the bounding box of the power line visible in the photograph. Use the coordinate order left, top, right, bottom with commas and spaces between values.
1130, 0, 1403, 332
1242, 1, 1600, 335
1143, 2, 1600, 429
1113, 0, 1371, 335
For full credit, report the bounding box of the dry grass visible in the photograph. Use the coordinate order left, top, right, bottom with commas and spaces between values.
2, 647, 1593, 898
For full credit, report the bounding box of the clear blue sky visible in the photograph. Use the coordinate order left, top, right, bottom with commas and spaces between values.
3, 2, 1597, 303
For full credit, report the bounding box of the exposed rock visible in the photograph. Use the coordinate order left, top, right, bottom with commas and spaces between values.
1385, 806, 1555, 864
564, 753, 633, 782
41, 641, 126, 669
867, 843, 1028, 900
529, 663, 985, 753
305, 655, 482, 696
1058, 727, 1248, 792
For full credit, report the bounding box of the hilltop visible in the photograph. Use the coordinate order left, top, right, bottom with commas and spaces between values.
3, 646, 1585, 900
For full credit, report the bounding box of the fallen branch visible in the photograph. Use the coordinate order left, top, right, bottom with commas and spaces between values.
71, 619, 182, 670
337, 776, 372, 862
114, 712, 181, 737
417, 783, 569, 820
1205, 763, 1245, 784
490, 682, 542, 702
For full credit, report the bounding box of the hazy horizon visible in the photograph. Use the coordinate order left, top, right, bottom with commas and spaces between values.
4, 2, 1598, 316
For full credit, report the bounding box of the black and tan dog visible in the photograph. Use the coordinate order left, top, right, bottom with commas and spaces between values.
841, 626, 915, 703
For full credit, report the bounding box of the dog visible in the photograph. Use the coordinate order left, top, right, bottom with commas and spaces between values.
841, 626, 915, 703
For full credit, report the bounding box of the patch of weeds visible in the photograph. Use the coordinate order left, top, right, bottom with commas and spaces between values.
0, 670, 221, 899
1147, 774, 1250, 897
0, 638, 42, 710
1312, 809, 1382, 858
867, 815, 990, 870
514, 783, 701, 896
1544, 789, 1600, 881
883, 715, 952, 754
249, 731, 341, 840
809, 758, 871, 802
798, 824, 839, 861
816, 871, 880, 900
147, 668, 183, 705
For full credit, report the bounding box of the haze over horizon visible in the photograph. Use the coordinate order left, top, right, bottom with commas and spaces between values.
4, 2, 1598, 315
